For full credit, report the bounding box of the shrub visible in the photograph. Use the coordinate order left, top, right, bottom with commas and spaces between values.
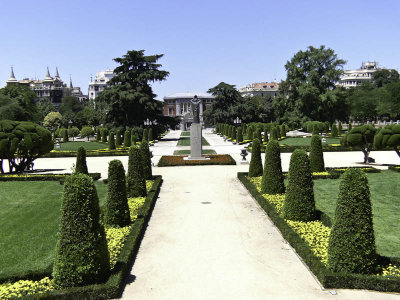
126, 147, 147, 197
123, 130, 131, 147
75, 146, 88, 174
62, 128, 68, 142
312, 125, 319, 136
140, 141, 152, 180
280, 125, 286, 138
331, 124, 338, 137
131, 132, 137, 145
104, 160, 131, 227
101, 129, 108, 143
148, 128, 153, 142
309, 135, 325, 172
282, 149, 315, 221
254, 128, 262, 142
249, 138, 263, 177
142, 128, 148, 142
115, 129, 122, 147
307, 123, 313, 133
276, 126, 281, 139
68, 127, 80, 141
338, 121, 342, 135
237, 127, 243, 143
327, 168, 377, 274
108, 132, 115, 150
96, 128, 101, 141
80, 126, 94, 141
263, 125, 269, 143
261, 140, 285, 194
52, 173, 110, 288
246, 126, 253, 140
270, 127, 278, 140
348, 122, 352, 131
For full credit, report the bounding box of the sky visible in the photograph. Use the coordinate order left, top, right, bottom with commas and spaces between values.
1, 0, 400, 100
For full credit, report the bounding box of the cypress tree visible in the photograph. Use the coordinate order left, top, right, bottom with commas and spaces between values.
148, 128, 153, 142
104, 160, 131, 227
124, 130, 131, 147
331, 124, 338, 137
101, 129, 108, 143
270, 127, 278, 140
237, 127, 243, 143
327, 169, 377, 274
108, 132, 116, 150
276, 126, 281, 139
115, 129, 122, 147
75, 146, 88, 174
140, 140, 152, 180
312, 124, 319, 136
261, 140, 285, 194
142, 128, 148, 142
348, 122, 352, 132
249, 138, 263, 177
309, 135, 325, 172
131, 133, 137, 145
126, 146, 147, 197
246, 126, 253, 140
280, 125, 286, 138
53, 174, 110, 288
63, 128, 68, 142
263, 125, 269, 143
338, 121, 342, 135
255, 127, 262, 142
96, 128, 101, 141
282, 149, 315, 221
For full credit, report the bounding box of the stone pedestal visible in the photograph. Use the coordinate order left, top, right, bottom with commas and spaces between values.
184, 123, 209, 160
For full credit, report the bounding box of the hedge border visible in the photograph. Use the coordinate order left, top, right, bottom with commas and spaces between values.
238, 172, 400, 293
157, 154, 236, 167
0, 173, 101, 181
17, 175, 163, 300
388, 166, 400, 172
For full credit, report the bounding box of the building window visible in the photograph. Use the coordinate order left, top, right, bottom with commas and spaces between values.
168, 107, 174, 115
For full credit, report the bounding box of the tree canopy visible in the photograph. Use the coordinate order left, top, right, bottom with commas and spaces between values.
0, 85, 39, 122
372, 69, 400, 88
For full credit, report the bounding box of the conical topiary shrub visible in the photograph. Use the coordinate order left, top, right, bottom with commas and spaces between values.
249, 138, 263, 177
276, 126, 281, 139
96, 128, 101, 141
53, 173, 110, 288
255, 127, 262, 142
115, 129, 122, 147
331, 124, 338, 137
75, 146, 88, 174
140, 140, 152, 180
309, 135, 325, 172
148, 128, 153, 142
127, 146, 147, 197
237, 127, 243, 143
263, 125, 269, 144
261, 140, 285, 194
108, 132, 115, 150
270, 127, 278, 140
247, 126, 253, 141
142, 128, 148, 142
348, 122, 352, 132
282, 149, 315, 221
101, 129, 108, 142
327, 168, 377, 274
312, 125, 319, 136
338, 121, 342, 135
280, 125, 286, 138
63, 128, 68, 142
124, 130, 131, 147
104, 160, 131, 227
131, 132, 137, 145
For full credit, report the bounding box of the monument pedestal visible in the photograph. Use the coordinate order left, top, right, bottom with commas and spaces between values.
183, 123, 209, 160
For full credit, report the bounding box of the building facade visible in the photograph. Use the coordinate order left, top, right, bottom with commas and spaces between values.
88, 70, 115, 100
163, 92, 215, 130
6, 67, 87, 105
338, 62, 379, 88
238, 82, 280, 98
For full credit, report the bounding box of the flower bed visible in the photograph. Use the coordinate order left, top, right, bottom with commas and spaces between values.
239, 172, 400, 292
158, 154, 236, 166
388, 166, 400, 172
0, 176, 162, 299
0, 173, 101, 181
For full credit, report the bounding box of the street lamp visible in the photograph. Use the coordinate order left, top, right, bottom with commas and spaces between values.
234, 117, 242, 126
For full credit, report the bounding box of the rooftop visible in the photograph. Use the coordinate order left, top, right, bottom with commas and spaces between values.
164, 92, 214, 99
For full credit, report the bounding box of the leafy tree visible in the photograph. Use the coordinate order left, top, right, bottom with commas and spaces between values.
43, 112, 63, 132
203, 82, 242, 125
342, 125, 376, 163
374, 124, 400, 158
261, 140, 285, 194
327, 169, 376, 274
282, 149, 315, 221
376, 81, 400, 119
273, 45, 346, 125
372, 69, 400, 88
68, 127, 80, 141
75, 146, 88, 174
127, 146, 147, 197
0, 85, 39, 121
349, 82, 380, 121
249, 138, 263, 177
0, 120, 52, 173
59, 96, 84, 125
104, 160, 131, 227
80, 126, 94, 141
96, 50, 169, 127
37, 98, 57, 120
53, 174, 110, 288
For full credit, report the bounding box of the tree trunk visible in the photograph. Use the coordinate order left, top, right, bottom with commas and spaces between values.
395, 147, 400, 158
0, 160, 3, 174
362, 148, 369, 163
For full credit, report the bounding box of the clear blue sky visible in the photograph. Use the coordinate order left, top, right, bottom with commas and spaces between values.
1, 0, 400, 100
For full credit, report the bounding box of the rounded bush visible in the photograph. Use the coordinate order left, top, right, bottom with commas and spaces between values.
309, 135, 325, 172
53, 173, 110, 288
75, 146, 88, 174
124, 130, 131, 147
104, 160, 131, 227
327, 168, 377, 274
140, 140, 152, 180
331, 124, 338, 137
249, 138, 263, 177
261, 140, 285, 194
127, 146, 147, 197
108, 132, 115, 150
282, 149, 315, 221
312, 125, 319, 136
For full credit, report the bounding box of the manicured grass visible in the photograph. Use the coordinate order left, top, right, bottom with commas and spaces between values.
177, 132, 210, 146
313, 170, 400, 258
54, 141, 108, 151
279, 137, 341, 146
0, 181, 108, 277
173, 149, 217, 155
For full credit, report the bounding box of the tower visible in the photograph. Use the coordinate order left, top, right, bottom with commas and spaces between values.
6, 66, 18, 85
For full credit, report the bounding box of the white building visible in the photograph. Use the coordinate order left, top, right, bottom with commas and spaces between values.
338, 62, 379, 88
88, 70, 115, 100
238, 82, 280, 98
163, 92, 215, 130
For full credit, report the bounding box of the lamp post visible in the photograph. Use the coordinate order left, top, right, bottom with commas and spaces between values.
234, 117, 242, 127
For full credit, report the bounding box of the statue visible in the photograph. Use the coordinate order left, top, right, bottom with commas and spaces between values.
190, 95, 201, 124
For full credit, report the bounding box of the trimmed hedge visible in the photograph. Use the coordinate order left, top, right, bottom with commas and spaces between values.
140, 141, 152, 180
261, 140, 285, 194
238, 172, 400, 293
309, 135, 325, 172
248, 138, 263, 177
75, 146, 88, 174
0, 173, 101, 181
126, 147, 147, 198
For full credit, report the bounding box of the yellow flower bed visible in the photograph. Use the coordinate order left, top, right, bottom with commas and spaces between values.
0, 174, 65, 178
286, 220, 331, 265
0, 180, 154, 299
312, 172, 330, 176
380, 264, 400, 278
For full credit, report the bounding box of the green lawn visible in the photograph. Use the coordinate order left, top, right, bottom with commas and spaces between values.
177, 132, 210, 146
173, 149, 216, 155
0, 181, 108, 276
313, 170, 400, 258
54, 141, 107, 151
279, 137, 341, 146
